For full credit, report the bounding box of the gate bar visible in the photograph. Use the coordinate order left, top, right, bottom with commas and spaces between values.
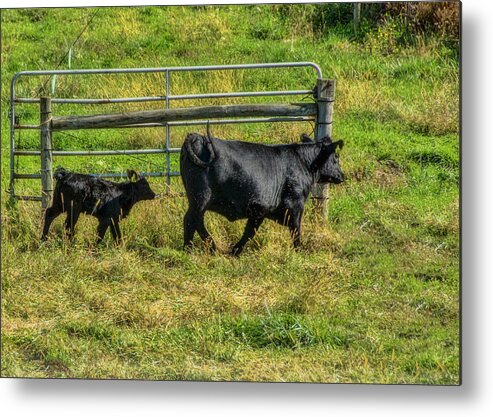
10, 62, 322, 81
14, 148, 178, 156
14, 90, 314, 104
14, 171, 180, 180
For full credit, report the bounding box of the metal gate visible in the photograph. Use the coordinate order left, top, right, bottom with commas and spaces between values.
9, 62, 326, 203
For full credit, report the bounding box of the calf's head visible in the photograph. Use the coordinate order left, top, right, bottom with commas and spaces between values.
302, 134, 345, 184
127, 170, 156, 201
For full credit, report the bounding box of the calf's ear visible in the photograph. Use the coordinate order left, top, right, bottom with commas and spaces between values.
127, 170, 138, 182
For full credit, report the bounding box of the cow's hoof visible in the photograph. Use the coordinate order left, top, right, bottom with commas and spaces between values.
205, 245, 217, 254
230, 246, 243, 257
203, 239, 217, 254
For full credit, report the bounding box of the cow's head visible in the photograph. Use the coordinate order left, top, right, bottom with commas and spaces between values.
301, 134, 345, 184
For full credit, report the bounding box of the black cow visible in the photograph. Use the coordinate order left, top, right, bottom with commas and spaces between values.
41, 168, 156, 244
180, 129, 344, 256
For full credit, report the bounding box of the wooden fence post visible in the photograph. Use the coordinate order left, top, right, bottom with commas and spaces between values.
312, 78, 335, 218
40, 97, 53, 210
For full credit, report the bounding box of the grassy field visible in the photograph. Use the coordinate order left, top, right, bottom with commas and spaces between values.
1, 5, 459, 383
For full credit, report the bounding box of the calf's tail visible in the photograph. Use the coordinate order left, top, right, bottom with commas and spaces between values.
184, 131, 216, 168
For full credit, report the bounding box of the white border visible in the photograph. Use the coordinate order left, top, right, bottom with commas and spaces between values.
2, 1, 491, 416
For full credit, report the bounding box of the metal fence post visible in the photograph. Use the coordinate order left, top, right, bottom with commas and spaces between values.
40, 97, 53, 209
312, 79, 335, 218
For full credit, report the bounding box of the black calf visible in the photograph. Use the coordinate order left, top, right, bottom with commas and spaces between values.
41, 168, 156, 244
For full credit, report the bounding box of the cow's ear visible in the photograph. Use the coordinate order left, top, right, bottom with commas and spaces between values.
127, 170, 138, 182
320, 136, 333, 144
324, 140, 343, 155
310, 140, 343, 173
300, 133, 313, 143
333, 140, 344, 150
310, 143, 335, 173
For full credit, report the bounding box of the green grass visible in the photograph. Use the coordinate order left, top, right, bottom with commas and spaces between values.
1, 5, 459, 384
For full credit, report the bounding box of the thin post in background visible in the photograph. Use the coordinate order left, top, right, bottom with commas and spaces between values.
353, 2, 361, 34
312, 79, 335, 218
40, 97, 53, 209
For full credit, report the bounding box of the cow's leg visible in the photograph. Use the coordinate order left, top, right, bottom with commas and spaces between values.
231, 217, 264, 256
183, 207, 198, 250
96, 218, 111, 245
41, 205, 63, 241
64, 204, 81, 240
287, 207, 303, 249
195, 211, 217, 252
109, 218, 122, 244
184, 205, 216, 252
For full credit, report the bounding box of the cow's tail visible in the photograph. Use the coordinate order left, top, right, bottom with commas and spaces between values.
54, 167, 69, 180
184, 124, 217, 168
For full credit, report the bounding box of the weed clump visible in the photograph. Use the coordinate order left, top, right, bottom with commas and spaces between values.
220, 314, 349, 350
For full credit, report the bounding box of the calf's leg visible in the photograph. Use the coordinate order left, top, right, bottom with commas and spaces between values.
41, 205, 63, 241
96, 218, 111, 244
64, 205, 81, 240
109, 218, 122, 244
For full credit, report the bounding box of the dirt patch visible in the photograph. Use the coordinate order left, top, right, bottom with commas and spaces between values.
374, 160, 406, 188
